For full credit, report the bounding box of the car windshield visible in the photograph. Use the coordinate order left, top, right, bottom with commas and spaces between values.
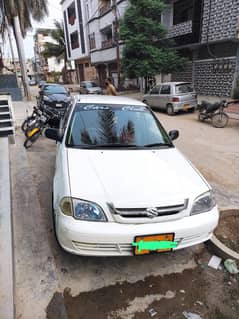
175, 83, 193, 94
85, 82, 98, 88
66, 104, 172, 149
44, 85, 67, 95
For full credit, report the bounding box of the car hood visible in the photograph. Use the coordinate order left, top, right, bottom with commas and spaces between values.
45, 93, 70, 102
67, 148, 209, 207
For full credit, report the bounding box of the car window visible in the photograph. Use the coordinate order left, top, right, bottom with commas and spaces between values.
44, 85, 67, 94
160, 85, 171, 95
86, 82, 98, 88
175, 83, 193, 94
81, 83, 86, 88
66, 104, 171, 148
150, 85, 160, 94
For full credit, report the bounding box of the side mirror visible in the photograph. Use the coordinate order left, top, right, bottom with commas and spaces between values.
168, 130, 179, 141
45, 128, 63, 142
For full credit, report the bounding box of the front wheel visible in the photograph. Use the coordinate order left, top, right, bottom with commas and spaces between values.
21, 116, 36, 133
212, 112, 229, 128
23, 131, 41, 149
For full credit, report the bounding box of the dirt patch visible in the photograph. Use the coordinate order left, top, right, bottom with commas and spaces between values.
46, 250, 239, 319
215, 212, 239, 253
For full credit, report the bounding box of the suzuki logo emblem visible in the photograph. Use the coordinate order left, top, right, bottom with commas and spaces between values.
146, 207, 160, 218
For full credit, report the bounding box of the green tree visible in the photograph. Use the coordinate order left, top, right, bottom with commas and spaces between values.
0, 0, 48, 99
42, 21, 67, 79
3, 0, 48, 36
120, 0, 187, 81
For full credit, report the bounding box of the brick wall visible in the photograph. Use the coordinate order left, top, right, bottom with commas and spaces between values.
171, 62, 193, 83
201, 0, 239, 43
194, 58, 236, 97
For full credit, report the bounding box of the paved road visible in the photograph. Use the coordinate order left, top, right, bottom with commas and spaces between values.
10, 104, 239, 318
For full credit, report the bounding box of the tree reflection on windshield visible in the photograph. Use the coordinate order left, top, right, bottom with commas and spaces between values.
67, 104, 171, 148
80, 109, 135, 145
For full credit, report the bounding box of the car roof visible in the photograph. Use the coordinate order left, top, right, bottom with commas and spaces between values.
43, 83, 63, 86
75, 95, 146, 106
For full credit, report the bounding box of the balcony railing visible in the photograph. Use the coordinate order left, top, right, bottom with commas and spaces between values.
101, 39, 113, 49
99, 2, 111, 16
167, 20, 193, 38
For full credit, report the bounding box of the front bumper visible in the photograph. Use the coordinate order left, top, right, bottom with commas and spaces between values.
55, 206, 219, 256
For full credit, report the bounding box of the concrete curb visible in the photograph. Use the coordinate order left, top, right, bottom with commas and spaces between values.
206, 209, 239, 261
0, 138, 14, 319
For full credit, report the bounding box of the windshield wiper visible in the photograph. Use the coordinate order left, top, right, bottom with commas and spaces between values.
143, 142, 173, 148
90, 143, 139, 149
70, 143, 140, 149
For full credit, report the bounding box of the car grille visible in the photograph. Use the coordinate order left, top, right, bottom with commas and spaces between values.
45, 101, 69, 108
72, 241, 132, 254
111, 201, 188, 219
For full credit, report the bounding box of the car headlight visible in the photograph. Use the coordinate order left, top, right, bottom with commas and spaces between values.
190, 191, 216, 216
43, 95, 50, 102
60, 197, 107, 222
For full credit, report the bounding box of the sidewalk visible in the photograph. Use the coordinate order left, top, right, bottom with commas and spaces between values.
0, 138, 14, 319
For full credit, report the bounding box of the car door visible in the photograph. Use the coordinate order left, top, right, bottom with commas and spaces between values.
159, 85, 171, 110
147, 85, 161, 107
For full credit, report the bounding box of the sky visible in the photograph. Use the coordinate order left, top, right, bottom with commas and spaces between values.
3, 0, 63, 59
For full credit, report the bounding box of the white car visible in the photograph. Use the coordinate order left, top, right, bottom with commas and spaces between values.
45, 95, 219, 256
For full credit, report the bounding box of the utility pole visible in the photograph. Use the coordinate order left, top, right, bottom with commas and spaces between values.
13, 15, 31, 101
112, 0, 120, 89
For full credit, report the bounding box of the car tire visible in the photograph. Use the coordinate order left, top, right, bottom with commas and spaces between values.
167, 104, 175, 116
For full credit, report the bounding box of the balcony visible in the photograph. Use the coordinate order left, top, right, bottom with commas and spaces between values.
91, 43, 124, 64
102, 39, 113, 49
167, 20, 193, 38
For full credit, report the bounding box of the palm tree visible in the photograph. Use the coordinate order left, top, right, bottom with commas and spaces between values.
42, 20, 67, 82
3, 0, 48, 36
0, 0, 48, 99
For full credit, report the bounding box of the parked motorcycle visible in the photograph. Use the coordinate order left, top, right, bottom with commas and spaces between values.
22, 103, 65, 149
198, 100, 229, 128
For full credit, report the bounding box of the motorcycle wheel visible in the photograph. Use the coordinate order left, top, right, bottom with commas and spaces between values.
212, 112, 229, 128
21, 116, 36, 133
198, 113, 206, 121
23, 131, 41, 149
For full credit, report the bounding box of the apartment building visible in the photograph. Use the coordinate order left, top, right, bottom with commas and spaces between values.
61, 0, 239, 96
34, 29, 64, 81
61, 0, 97, 82
87, 0, 128, 87
61, 0, 128, 87
163, 0, 239, 97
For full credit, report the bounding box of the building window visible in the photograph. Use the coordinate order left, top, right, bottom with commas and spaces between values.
101, 26, 113, 49
68, 1, 76, 26
173, 0, 193, 25
89, 33, 96, 50
70, 31, 79, 50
